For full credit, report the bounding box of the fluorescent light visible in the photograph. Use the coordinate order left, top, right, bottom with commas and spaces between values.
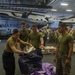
66, 9, 72, 12
51, 9, 57, 11
61, 3, 68, 6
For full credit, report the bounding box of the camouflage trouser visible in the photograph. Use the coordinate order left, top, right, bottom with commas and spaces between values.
56, 56, 71, 75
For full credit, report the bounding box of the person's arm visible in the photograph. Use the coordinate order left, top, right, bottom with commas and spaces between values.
28, 34, 30, 43
54, 44, 59, 63
40, 37, 44, 45
67, 35, 74, 59
65, 35, 74, 64
8, 40, 27, 54
65, 42, 73, 64
18, 38, 32, 47
67, 42, 73, 59
11, 46, 27, 54
55, 44, 59, 57
40, 37, 44, 48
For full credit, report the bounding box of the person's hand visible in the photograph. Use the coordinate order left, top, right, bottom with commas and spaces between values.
29, 43, 33, 47
65, 59, 70, 64
24, 51, 28, 54
54, 57, 57, 63
40, 44, 45, 49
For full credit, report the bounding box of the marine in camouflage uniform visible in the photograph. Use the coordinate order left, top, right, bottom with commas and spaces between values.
20, 22, 30, 51
54, 22, 74, 75
28, 24, 44, 49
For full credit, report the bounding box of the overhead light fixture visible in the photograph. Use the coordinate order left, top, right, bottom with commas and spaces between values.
51, 9, 57, 11
66, 9, 72, 12
61, 3, 68, 6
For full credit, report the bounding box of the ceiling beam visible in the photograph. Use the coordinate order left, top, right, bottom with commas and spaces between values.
0, 4, 52, 8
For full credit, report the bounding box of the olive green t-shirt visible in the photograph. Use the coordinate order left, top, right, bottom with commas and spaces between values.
58, 33, 74, 56
29, 32, 43, 48
5, 36, 20, 53
20, 29, 30, 42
